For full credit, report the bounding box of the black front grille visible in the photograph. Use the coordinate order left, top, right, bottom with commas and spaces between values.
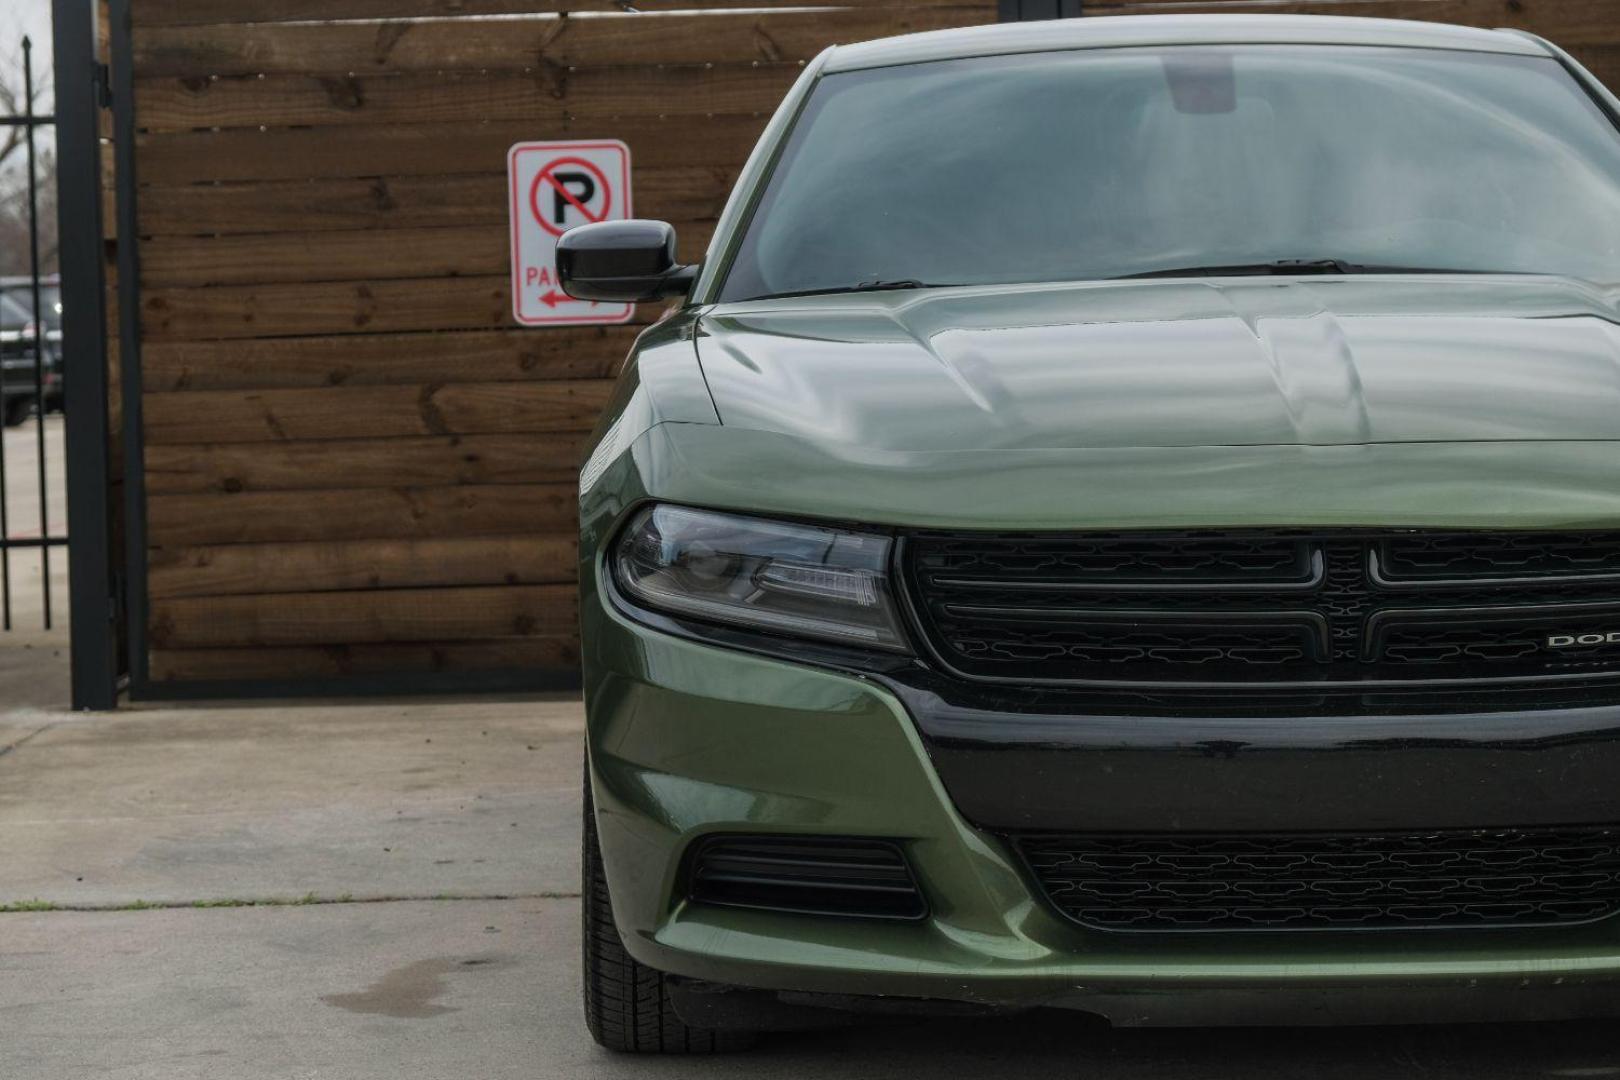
686, 836, 927, 921
1018, 828, 1620, 931
903, 530, 1620, 688
920, 534, 1314, 583
1379, 532, 1620, 583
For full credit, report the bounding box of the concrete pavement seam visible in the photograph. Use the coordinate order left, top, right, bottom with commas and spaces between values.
0, 891, 582, 914
0, 722, 56, 762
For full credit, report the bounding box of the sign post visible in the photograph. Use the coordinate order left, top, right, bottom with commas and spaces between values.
508, 140, 635, 326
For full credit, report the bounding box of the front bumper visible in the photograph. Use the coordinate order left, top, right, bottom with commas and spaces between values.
583, 590, 1620, 1025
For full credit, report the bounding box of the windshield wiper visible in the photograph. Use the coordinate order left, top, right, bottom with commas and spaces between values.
748, 279, 958, 301
1119, 259, 1492, 280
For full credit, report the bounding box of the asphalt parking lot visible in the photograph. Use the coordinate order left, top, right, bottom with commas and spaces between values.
0, 682, 1617, 1079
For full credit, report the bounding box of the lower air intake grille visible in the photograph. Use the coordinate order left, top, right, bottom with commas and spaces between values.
687, 836, 927, 921
1017, 828, 1620, 931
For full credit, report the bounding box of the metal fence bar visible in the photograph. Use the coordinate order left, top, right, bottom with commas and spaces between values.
24, 37, 52, 630
53, 0, 119, 710
109, 0, 150, 698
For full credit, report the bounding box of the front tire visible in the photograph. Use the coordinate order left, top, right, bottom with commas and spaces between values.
581, 766, 757, 1054
2, 397, 31, 427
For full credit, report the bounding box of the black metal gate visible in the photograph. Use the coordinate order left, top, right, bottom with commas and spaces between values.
0, 35, 65, 635
25, 0, 1067, 711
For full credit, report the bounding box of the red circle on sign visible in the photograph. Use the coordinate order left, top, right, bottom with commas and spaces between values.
531, 156, 613, 237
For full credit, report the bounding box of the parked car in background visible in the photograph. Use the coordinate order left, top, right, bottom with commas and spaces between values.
0, 276, 64, 416
0, 292, 58, 427
563, 15, 1620, 1053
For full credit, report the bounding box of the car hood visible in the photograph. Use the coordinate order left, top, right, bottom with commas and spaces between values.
694, 277, 1620, 451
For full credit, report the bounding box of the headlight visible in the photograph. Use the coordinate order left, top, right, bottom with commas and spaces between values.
612, 504, 911, 653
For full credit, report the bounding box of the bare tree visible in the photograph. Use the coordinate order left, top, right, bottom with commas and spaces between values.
0, 28, 57, 278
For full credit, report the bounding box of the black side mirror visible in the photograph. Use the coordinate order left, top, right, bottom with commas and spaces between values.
556, 220, 698, 304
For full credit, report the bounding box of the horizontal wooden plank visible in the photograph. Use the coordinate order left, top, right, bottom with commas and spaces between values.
147, 484, 578, 545
136, 115, 768, 183
140, 221, 717, 287
137, 167, 737, 237
131, 0, 985, 29
135, 64, 801, 133
148, 534, 578, 597
145, 432, 589, 492
1084, 0, 1620, 45
131, 0, 583, 27
133, 7, 988, 77
142, 327, 632, 391
141, 225, 509, 288
141, 275, 501, 340
144, 381, 614, 444
149, 584, 580, 648
141, 275, 668, 340
149, 638, 580, 683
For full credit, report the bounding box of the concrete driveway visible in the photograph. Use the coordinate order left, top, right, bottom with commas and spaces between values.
2, 679, 1618, 1078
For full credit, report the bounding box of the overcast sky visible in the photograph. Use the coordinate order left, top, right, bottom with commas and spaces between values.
2, 0, 54, 187
12, 0, 52, 51
7, 0, 54, 97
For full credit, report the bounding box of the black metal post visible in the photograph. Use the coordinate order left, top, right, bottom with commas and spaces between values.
53, 0, 120, 710
24, 37, 52, 630
110, 0, 149, 699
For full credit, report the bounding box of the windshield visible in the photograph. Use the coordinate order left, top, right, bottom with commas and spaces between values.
718, 46, 1620, 301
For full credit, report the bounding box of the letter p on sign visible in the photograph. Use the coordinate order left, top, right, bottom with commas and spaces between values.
508, 140, 634, 326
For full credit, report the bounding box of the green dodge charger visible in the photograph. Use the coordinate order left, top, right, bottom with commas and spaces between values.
559, 14, 1620, 1052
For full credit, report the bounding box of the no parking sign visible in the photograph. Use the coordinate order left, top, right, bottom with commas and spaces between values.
508, 140, 634, 326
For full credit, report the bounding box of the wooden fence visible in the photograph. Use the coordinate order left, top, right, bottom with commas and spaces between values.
122, 0, 1618, 692
124, 0, 997, 689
